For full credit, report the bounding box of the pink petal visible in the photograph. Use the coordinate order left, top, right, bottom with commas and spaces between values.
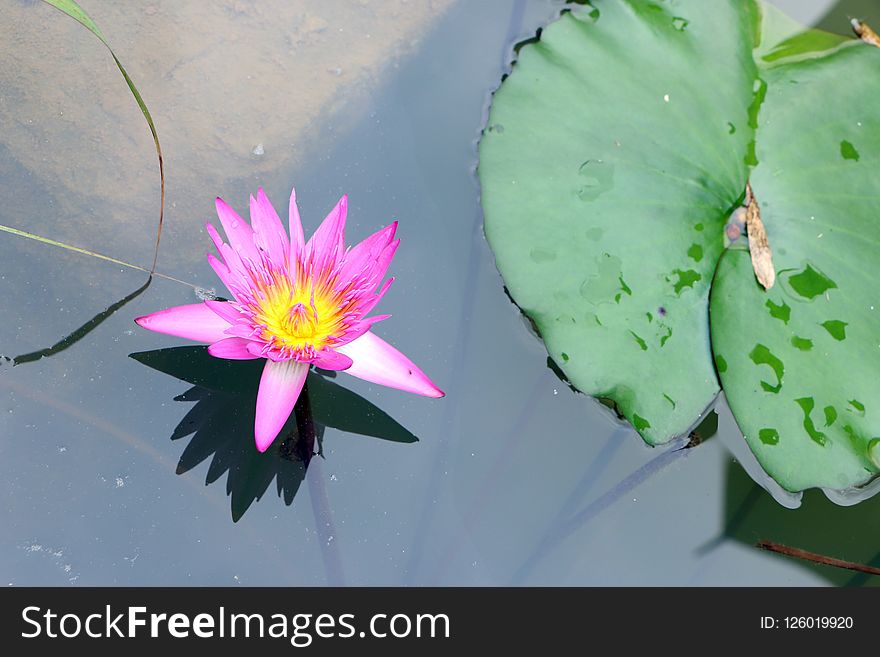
215, 197, 260, 264
205, 222, 226, 254
288, 187, 305, 262
247, 341, 268, 357
368, 238, 400, 287
312, 348, 353, 371
207, 337, 260, 360
204, 299, 242, 324
338, 221, 397, 282
206, 222, 246, 278
305, 194, 347, 267
356, 277, 394, 316
254, 359, 309, 452
135, 302, 232, 344
337, 331, 444, 398
340, 314, 390, 344
227, 323, 261, 339
207, 253, 240, 298
250, 189, 289, 265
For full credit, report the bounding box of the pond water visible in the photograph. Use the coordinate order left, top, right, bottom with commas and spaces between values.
1, 0, 879, 586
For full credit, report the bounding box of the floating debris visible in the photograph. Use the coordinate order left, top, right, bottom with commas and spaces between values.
194, 286, 218, 301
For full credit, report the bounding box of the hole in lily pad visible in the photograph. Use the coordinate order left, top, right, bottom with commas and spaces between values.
766, 298, 790, 324
795, 397, 827, 447
821, 320, 847, 341
632, 414, 651, 431
749, 344, 784, 394
788, 264, 837, 300
840, 139, 860, 161
759, 428, 779, 445
824, 406, 837, 427
790, 336, 812, 351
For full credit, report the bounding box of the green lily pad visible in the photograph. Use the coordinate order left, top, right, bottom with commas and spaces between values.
710, 42, 880, 492
480, 0, 757, 444
479, 0, 880, 493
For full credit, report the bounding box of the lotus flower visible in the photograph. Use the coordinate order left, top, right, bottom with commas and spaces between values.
136, 187, 444, 451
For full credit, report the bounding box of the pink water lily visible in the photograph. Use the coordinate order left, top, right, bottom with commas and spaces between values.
136, 187, 444, 451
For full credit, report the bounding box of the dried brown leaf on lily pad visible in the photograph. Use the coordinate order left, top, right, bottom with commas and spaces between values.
852, 18, 880, 48
744, 183, 775, 290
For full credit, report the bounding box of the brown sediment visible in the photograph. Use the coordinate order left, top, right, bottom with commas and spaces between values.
0, 0, 455, 272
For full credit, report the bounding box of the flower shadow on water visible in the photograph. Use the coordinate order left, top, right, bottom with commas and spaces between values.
129, 346, 418, 521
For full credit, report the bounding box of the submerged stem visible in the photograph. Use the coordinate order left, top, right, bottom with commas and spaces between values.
296, 385, 346, 586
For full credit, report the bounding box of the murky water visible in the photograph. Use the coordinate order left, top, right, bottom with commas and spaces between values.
1, 0, 878, 586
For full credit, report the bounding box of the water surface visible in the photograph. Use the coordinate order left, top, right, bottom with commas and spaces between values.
1, 0, 878, 586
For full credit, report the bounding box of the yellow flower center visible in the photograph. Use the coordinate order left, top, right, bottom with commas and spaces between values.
251, 272, 345, 353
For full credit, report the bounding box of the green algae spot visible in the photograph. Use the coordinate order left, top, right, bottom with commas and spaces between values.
561, 352, 569, 362
715, 354, 728, 374
727, 122, 736, 135
765, 298, 790, 324
632, 414, 651, 431
790, 335, 812, 351
759, 428, 779, 445
840, 140, 860, 161
795, 397, 827, 446
618, 276, 632, 296
822, 320, 847, 341
694, 222, 704, 231
659, 325, 672, 347
630, 331, 648, 351
824, 405, 837, 427
663, 393, 676, 409
749, 344, 784, 393
670, 269, 701, 294
687, 243, 704, 263
788, 264, 837, 300
849, 399, 865, 416
646, 312, 653, 323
